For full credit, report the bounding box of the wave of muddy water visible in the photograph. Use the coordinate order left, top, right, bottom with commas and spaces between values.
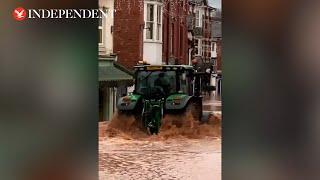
105, 110, 221, 140
99, 112, 221, 180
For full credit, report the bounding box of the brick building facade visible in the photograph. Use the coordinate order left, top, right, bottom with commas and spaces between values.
162, 0, 189, 65
113, 0, 144, 70
211, 9, 222, 73
188, 0, 217, 71
215, 38, 222, 73
113, 0, 189, 70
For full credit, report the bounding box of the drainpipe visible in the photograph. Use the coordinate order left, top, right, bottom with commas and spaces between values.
166, 3, 170, 64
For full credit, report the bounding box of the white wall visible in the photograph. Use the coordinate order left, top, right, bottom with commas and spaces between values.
143, 42, 162, 65
99, 0, 114, 55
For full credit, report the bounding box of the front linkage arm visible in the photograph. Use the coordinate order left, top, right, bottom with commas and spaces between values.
142, 99, 164, 135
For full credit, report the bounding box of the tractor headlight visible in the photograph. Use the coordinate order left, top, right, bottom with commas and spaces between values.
123, 96, 131, 102
121, 96, 131, 106
173, 98, 181, 105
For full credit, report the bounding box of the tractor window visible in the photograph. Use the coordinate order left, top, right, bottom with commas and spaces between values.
179, 71, 193, 95
136, 71, 176, 96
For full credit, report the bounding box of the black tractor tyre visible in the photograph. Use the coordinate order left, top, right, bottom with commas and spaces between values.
134, 113, 145, 130
186, 101, 202, 121
148, 127, 159, 135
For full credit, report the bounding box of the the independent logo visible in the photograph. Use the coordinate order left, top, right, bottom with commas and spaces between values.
11, 7, 111, 20
13, 7, 27, 21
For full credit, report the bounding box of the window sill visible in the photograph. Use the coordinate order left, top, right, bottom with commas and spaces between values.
143, 40, 163, 44
99, 45, 106, 53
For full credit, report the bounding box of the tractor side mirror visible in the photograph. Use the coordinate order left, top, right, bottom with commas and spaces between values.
182, 73, 186, 81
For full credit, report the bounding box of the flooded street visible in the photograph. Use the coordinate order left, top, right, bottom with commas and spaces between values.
99, 96, 222, 180
99, 137, 221, 180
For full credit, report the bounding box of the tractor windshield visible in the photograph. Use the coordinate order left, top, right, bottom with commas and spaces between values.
135, 71, 176, 97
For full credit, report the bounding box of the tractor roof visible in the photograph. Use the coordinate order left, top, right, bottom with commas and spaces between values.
134, 65, 194, 71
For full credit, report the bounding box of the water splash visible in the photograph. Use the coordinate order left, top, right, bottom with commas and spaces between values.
103, 111, 221, 140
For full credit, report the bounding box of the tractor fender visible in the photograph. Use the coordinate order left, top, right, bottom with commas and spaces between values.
165, 94, 192, 110
117, 94, 142, 111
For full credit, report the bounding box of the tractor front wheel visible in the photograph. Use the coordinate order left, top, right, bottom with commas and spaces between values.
148, 127, 159, 135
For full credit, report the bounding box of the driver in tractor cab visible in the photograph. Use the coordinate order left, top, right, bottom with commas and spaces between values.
154, 72, 170, 96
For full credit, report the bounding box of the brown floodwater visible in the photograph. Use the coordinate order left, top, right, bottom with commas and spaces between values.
99, 111, 221, 180
99, 137, 221, 180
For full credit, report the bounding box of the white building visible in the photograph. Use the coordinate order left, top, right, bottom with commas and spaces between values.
99, 0, 114, 55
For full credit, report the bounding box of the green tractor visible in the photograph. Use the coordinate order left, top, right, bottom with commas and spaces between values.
116, 65, 204, 135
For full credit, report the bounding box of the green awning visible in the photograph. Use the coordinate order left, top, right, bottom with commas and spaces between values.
99, 56, 133, 87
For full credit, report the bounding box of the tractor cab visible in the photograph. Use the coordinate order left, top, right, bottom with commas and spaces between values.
133, 65, 196, 99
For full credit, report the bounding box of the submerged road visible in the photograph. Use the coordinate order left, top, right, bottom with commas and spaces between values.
99, 95, 222, 180
99, 137, 221, 180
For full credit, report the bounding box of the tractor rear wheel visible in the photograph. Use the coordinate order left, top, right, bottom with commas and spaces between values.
178, 101, 202, 129
186, 101, 202, 121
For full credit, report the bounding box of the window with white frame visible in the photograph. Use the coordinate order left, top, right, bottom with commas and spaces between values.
211, 42, 215, 51
194, 38, 201, 56
194, 39, 198, 55
146, 4, 154, 40
195, 10, 200, 27
201, 41, 211, 57
211, 42, 217, 57
145, 3, 162, 41
99, 15, 103, 45
202, 42, 205, 56
156, 5, 161, 40
99, 7, 108, 46
212, 58, 217, 66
